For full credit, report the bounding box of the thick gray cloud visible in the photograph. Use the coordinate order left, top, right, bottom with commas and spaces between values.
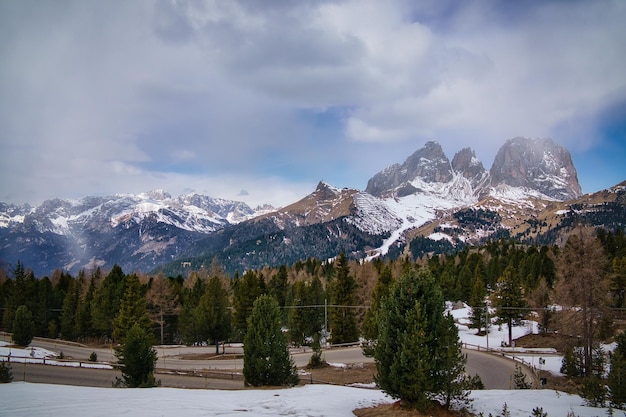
1, 0, 625, 207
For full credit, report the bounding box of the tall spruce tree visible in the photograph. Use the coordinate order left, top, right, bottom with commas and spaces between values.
608, 331, 626, 409
361, 265, 393, 355
196, 275, 231, 353
232, 270, 265, 338
92, 265, 126, 338
243, 295, 298, 387
115, 323, 158, 388
468, 274, 487, 334
288, 280, 308, 346
329, 253, 358, 344
374, 268, 467, 411
112, 274, 152, 344
492, 266, 527, 346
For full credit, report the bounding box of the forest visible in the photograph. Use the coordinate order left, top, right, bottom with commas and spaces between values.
1, 227, 624, 349
2, 226, 626, 404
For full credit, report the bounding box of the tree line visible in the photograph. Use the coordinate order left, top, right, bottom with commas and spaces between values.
1, 227, 625, 409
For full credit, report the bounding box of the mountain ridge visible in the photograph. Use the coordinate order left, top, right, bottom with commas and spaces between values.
1, 137, 621, 277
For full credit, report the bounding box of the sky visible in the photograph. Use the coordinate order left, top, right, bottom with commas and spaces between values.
1, 0, 625, 209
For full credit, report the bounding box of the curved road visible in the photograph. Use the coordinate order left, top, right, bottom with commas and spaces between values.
3, 335, 534, 390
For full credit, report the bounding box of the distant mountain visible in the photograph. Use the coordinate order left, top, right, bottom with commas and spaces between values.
2, 137, 620, 278
0, 191, 268, 276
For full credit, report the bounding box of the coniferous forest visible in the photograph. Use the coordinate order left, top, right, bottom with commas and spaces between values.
1, 227, 626, 406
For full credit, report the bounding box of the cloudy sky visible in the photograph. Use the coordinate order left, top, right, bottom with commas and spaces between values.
1, 0, 625, 208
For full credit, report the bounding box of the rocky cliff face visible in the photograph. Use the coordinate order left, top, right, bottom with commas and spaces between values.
365, 137, 582, 202
451, 147, 490, 196
489, 137, 582, 201
365, 141, 453, 197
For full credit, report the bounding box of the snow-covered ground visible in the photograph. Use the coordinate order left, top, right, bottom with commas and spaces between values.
0, 341, 112, 369
0, 380, 614, 417
0, 304, 616, 416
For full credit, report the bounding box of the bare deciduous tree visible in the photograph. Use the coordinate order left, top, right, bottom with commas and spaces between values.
146, 273, 180, 345
555, 227, 610, 375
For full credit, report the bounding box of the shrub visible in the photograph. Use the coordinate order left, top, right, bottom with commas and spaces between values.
0, 361, 13, 383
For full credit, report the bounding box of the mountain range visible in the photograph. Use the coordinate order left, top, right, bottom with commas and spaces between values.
1, 137, 624, 277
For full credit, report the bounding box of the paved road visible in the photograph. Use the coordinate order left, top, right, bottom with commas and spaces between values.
9, 363, 245, 389
3, 334, 533, 390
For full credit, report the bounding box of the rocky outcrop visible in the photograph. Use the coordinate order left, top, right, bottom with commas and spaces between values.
365, 141, 452, 197
489, 137, 582, 200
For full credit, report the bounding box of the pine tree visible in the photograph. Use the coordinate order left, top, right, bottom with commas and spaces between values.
492, 266, 526, 346
243, 295, 298, 387
375, 268, 467, 411
468, 274, 487, 334
75, 271, 97, 339
329, 253, 358, 344
0, 360, 13, 383
361, 265, 392, 355
92, 265, 126, 338
115, 323, 158, 387
196, 275, 231, 353
608, 331, 626, 409
303, 276, 325, 338
288, 280, 307, 346
232, 270, 265, 338
12, 305, 35, 346
60, 278, 81, 340
433, 313, 469, 408
112, 274, 152, 344
178, 274, 206, 345
268, 265, 289, 311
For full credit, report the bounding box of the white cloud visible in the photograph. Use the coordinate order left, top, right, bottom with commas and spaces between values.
1, 0, 624, 206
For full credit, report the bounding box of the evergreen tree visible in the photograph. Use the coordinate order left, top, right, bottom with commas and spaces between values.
196, 275, 231, 353
75, 271, 97, 339
12, 305, 35, 346
34, 276, 55, 337
611, 256, 626, 310
60, 278, 81, 340
4, 261, 37, 330
232, 270, 265, 338
329, 253, 358, 344
0, 360, 12, 383
432, 312, 469, 408
303, 276, 325, 338
243, 295, 298, 387
492, 266, 526, 346
92, 265, 126, 338
375, 269, 467, 411
178, 274, 206, 345
268, 265, 289, 311
608, 331, 626, 409
112, 274, 152, 344
468, 274, 487, 334
115, 323, 158, 388
288, 280, 307, 346
361, 265, 392, 355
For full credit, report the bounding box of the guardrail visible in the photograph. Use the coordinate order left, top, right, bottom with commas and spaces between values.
0, 354, 113, 369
